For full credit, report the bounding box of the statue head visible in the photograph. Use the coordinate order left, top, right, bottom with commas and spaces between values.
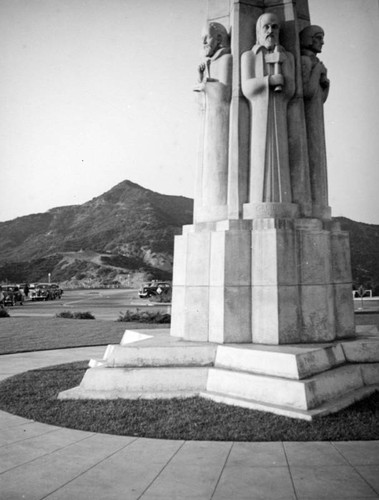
299, 25, 325, 54
202, 22, 229, 58
256, 13, 280, 50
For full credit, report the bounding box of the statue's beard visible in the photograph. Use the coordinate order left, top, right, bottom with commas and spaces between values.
204, 46, 216, 57
260, 35, 277, 50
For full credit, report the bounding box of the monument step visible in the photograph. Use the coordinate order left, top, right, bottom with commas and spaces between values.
201, 385, 379, 421
58, 366, 209, 401
59, 388, 200, 400
206, 364, 365, 410
100, 343, 217, 367
214, 343, 345, 379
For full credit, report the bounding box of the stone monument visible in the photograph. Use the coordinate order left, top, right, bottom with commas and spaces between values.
60, 0, 379, 419
171, 1, 354, 345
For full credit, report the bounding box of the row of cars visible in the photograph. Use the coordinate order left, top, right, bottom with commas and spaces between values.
0, 283, 63, 306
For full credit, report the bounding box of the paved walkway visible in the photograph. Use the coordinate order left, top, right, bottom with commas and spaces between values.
0, 347, 378, 500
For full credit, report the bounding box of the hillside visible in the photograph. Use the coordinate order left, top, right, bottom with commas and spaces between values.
335, 217, 379, 293
0, 180, 193, 288
0, 183, 378, 291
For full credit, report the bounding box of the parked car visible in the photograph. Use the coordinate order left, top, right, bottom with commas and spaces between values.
2, 285, 23, 306
138, 280, 171, 298
30, 283, 56, 301
49, 283, 63, 299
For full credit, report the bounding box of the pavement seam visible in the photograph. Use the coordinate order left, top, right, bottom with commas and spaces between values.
0, 423, 91, 448
209, 441, 234, 499
281, 441, 300, 500
38, 436, 139, 500
136, 439, 187, 500
330, 441, 379, 497
0, 432, 98, 476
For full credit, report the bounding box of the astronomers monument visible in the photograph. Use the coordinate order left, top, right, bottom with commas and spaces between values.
60, 0, 379, 419
171, 0, 354, 346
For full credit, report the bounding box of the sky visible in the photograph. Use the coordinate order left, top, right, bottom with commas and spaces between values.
0, 0, 378, 224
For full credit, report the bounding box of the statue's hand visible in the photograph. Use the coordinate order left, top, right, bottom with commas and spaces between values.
265, 51, 286, 65
198, 63, 206, 82
269, 74, 284, 88
320, 76, 330, 90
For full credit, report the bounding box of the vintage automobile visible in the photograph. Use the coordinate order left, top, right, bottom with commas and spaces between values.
2, 285, 24, 306
49, 283, 63, 299
138, 280, 171, 298
30, 283, 59, 301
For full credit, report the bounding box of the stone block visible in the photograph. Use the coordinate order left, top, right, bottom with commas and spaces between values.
277, 285, 302, 343
206, 367, 309, 409
182, 286, 210, 341
186, 232, 211, 286
341, 339, 379, 363
252, 285, 300, 344
297, 229, 332, 284
305, 365, 364, 409
210, 229, 251, 286
252, 286, 278, 344
214, 343, 345, 380
172, 235, 187, 286
251, 222, 297, 286
299, 284, 335, 342
196, 205, 228, 223
103, 344, 217, 368
209, 286, 251, 343
330, 230, 353, 283
170, 285, 186, 338
333, 283, 355, 339
59, 366, 210, 400
243, 202, 299, 219
360, 364, 379, 385
295, 344, 346, 378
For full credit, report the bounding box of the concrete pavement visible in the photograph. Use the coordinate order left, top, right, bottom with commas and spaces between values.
0, 347, 378, 499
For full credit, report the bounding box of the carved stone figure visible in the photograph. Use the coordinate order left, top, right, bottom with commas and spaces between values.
300, 25, 330, 218
194, 22, 232, 214
241, 13, 295, 205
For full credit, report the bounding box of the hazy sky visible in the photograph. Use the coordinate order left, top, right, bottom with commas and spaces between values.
1, 0, 378, 224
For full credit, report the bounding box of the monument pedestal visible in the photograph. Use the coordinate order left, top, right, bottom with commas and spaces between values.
171, 217, 355, 345
59, 328, 379, 421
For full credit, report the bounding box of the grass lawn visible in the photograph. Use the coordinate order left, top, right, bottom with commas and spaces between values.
0, 317, 169, 355
0, 361, 378, 441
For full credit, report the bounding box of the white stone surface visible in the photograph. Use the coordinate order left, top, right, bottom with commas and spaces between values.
60, 331, 379, 420
206, 367, 310, 409
360, 364, 379, 386
214, 343, 345, 379
103, 344, 216, 367
59, 366, 210, 400
342, 339, 379, 362
120, 330, 153, 345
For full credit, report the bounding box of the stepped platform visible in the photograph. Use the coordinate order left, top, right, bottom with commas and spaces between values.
59, 327, 379, 420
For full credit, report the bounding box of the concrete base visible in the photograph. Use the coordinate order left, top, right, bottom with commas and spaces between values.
171, 218, 355, 345
59, 328, 379, 421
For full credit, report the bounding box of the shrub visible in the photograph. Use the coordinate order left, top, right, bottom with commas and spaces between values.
56, 311, 95, 320
73, 311, 95, 320
0, 307, 10, 318
117, 309, 170, 324
56, 311, 74, 319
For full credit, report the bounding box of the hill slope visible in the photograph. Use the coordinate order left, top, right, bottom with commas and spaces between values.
0, 183, 378, 292
0, 180, 193, 287
335, 217, 379, 293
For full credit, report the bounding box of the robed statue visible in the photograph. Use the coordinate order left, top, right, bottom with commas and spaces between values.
241, 13, 295, 205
